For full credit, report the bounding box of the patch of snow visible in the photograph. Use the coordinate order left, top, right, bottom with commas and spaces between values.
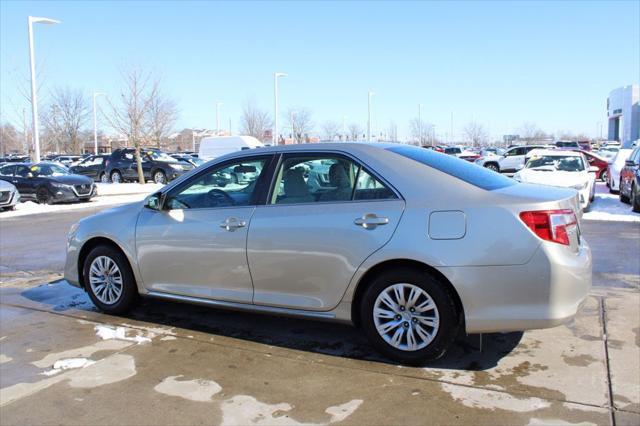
1, 194, 146, 218
41, 358, 95, 376
440, 382, 551, 412
160, 336, 177, 341
94, 324, 153, 344
527, 418, 596, 426
95, 182, 163, 196
325, 399, 363, 423
583, 183, 640, 222
67, 354, 136, 388
32, 339, 131, 368
0, 354, 12, 364
221, 395, 302, 426
154, 375, 222, 402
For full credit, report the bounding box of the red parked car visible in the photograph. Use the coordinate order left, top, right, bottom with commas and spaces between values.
573, 150, 608, 181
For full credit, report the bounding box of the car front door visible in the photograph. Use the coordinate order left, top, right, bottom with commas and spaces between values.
247, 153, 405, 311
499, 147, 525, 172
135, 155, 275, 302
13, 165, 36, 199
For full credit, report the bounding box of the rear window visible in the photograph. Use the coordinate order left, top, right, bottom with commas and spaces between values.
387, 145, 516, 190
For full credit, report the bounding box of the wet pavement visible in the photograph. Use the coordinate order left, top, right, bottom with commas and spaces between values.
1, 208, 639, 425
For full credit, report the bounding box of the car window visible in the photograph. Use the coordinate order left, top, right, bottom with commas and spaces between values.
0, 165, 16, 176
526, 155, 585, 171
271, 155, 396, 205
165, 158, 267, 210
123, 152, 134, 161
15, 165, 31, 177
388, 145, 516, 191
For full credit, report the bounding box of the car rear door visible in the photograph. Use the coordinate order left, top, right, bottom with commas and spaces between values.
247, 152, 405, 311
135, 154, 276, 303
499, 147, 525, 172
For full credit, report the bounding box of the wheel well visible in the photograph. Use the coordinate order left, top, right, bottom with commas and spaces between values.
484, 161, 499, 169
77, 237, 130, 289
350, 259, 465, 329
110, 169, 121, 176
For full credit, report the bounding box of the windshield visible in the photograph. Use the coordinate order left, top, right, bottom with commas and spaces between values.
31, 163, 70, 176
388, 145, 516, 190
526, 155, 585, 172
145, 150, 175, 162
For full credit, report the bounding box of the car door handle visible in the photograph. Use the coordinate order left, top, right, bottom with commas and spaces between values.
219, 217, 247, 232
354, 214, 389, 230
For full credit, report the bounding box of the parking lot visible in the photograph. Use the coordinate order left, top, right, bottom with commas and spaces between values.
1, 193, 638, 425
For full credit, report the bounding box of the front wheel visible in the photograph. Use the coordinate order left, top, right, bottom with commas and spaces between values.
100, 172, 109, 183
153, 170, 167, 184
36, 187, 52, 205
631, 184, 640, 213
83, 245, 138, 314
110, 170, 122, 184
360, 268, 459, 365
600, 169, 608, 183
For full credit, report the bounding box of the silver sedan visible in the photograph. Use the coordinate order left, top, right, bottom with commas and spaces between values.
64, 143, 591, 364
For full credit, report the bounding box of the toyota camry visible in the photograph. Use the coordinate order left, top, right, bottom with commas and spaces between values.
64, 143, 591, 364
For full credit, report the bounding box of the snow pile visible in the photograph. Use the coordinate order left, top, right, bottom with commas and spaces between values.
583, 183, 640, 223
95, 182, 163, 196
0, 194, 147, 219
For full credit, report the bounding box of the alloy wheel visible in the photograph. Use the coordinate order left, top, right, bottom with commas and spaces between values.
36, 188, 50, 204
485, 164, 499, 172
154, 171, 166, 184
100, 172, 109, 183
373, 283, 440, 351
89, 256, 123, 305
111, 171, 121, 183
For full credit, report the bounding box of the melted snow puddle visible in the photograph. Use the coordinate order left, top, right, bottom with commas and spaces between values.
154, 375, 362, 425
41, 358, 95, 376
94, 324, 152, 344
440, 382, 551, 412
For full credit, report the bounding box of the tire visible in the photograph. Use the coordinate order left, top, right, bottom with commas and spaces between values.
36, 187, 52, 205
600, 169, 608, 183
110, 170, 122, 184
153, 170, 167, 184
631, 184, 640, 213
359, 268, 459, 365
99, 172, 109, 183
484, 163, 499, 172
82, 245, 138, 314
620, 180, 630, 204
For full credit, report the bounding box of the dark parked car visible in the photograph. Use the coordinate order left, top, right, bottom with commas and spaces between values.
69, 154, 110, 182
105, 148, 194, 184
555, 141, 580, 150
620, 146, 640, 212
573, 150, 609, 181
0, 162, 95, 204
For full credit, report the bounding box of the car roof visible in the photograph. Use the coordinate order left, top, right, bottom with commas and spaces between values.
527, 149, 582, 157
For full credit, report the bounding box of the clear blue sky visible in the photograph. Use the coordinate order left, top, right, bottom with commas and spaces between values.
1, 0, 638, 141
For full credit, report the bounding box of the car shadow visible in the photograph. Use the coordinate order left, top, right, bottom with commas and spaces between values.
18, 280, 523, 370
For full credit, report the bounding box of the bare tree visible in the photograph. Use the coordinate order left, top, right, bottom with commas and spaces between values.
285, 107, 313, 143
147, 84, 179, 150
320, 120, 340, 141
239, 100, 272, 141
43, 87, 90, 154
518, 122, 551, 144
463, 121, 489, 147
409, 118, 432, 145
386, 121, 398, 142
348, 123, 362, 141
103, 68, 158, 184
0, 123, 22, 156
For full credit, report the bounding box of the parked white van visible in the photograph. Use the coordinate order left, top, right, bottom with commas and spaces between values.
198, 136, 264, 161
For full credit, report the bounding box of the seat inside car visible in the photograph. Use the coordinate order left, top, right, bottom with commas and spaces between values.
319, 163, 352, 201
278, 168, 315, 204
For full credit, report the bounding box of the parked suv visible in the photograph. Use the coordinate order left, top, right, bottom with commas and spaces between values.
619, 146, 640, 212
475, 145, 548, 173
69, 154, 110, 182
105, 148, 194, 184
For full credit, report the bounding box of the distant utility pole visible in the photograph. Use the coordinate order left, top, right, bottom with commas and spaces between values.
216, 102, 223, 135
93, 92, 106, 154
450, 112, 454, 145
367, 90, 375, 142
273, 72, 287, 144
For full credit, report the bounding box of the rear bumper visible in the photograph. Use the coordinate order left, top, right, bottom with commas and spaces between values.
439, 240, 592, 333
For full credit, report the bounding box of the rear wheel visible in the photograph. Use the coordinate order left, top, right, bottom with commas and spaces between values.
600, 169, 608, 182
620, 180, 630, 204
484, 163, 499, 172
36, 187, 52, 204
83, 245, 138, 314
99, 172, 109, 183
360, 268, 459, 365
110, 170, 122, 184
632, 184, 640, 213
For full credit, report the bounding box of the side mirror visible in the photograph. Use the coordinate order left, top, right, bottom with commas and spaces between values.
588, 166, 599, 173
146, 192, 163, 211
26, 172, 34, 178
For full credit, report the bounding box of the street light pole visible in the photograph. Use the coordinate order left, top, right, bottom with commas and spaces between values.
273, 72, 287, 145
418, 103, 423, 145
28, 16, 60, 162
342, 115, 347, 141
290, 111, 296, 143
216, 102, 223, 135
93, 92, 106, 154
367, 91, 375, 142
192, 129, 197, 152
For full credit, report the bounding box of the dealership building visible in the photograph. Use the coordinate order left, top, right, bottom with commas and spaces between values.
607, 84, 640, 147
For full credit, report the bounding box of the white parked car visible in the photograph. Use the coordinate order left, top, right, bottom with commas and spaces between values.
513, 150, 597, 211
475, 145, 548, 173
0, 179, 20, 210
607, 149, 633, 193
198, 136, 263, 161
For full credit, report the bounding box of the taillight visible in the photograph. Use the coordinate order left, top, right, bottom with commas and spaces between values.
519, 209, 577, 246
